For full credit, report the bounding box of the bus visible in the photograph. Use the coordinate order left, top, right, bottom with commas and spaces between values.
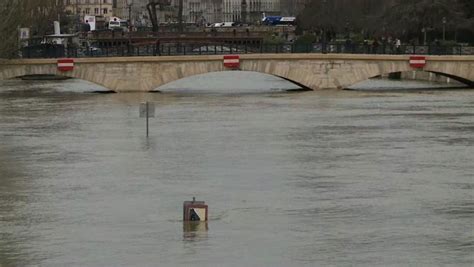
262, 16, 296, 26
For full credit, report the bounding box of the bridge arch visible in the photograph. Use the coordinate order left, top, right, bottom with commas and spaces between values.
423, 60, 474, 87
0, 60, 114, 90
152, 70, 308, 92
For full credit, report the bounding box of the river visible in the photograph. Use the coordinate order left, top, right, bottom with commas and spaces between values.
0, 73, 473, 266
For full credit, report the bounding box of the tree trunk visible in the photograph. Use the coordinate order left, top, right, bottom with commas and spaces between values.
147, 2, 159, 32
0, 0, 61, 58
178, 0, 183, 33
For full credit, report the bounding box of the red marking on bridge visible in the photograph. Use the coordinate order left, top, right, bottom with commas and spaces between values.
57, 58, 74, 72
409, 56, 426, 68
223, 55, 240, 69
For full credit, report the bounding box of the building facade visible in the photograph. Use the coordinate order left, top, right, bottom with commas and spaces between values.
220, 0, 281, 24
66, 0, 288, 27
183, 0, 223, 25
120, 0, 281, 25
113, 0, 149, 26
113, 0, 222, 26
64, 0, 114, 19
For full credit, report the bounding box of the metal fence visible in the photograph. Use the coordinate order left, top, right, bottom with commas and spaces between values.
21, 43, 474, 58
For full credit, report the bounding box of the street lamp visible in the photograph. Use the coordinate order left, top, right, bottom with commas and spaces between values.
322, 0, 328, 47
128, 3, 133, 30
128, 2, 133, 55
442, 17, 447, 42
422, 27, 427, 45
345, 20, 350, 39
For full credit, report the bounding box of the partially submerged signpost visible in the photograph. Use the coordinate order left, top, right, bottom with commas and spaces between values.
183, 197, 209, 234
183, 197, 208, 221
182, 197, 209, 236
139, 102, 155, 137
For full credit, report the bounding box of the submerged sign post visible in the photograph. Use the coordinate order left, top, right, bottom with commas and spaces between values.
139, 102, 155, 137
183, 197, 208, 222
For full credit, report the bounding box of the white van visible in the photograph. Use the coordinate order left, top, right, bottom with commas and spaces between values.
210, 22, 236, 28
221, 22, 236, 27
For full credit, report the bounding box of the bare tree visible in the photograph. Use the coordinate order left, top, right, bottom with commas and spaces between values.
146, 0, 172, 32
147, 0, 159, 32
0, 0, 62, 58
177, 0, 183, 32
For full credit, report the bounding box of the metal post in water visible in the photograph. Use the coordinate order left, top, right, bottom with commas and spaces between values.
140, 102, 154, 137
146, 101, 149, 137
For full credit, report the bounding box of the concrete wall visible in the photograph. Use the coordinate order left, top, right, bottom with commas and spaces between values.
0, 54, 473, 92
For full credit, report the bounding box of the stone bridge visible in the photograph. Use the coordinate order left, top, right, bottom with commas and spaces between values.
0, 54, 472, 92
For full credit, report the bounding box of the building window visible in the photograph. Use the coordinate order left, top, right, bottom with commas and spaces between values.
103, 8, 108, 14
94, 8, 99, 14
85, 8, 90, 14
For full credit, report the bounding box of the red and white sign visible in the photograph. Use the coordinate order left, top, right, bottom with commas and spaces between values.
223, 55, 240, 69
57, 58, 74, 72
409, 56, 426, 68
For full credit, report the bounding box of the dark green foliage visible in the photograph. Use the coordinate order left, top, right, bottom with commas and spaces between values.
0, 0, 61, 58
297, 0, 474, 43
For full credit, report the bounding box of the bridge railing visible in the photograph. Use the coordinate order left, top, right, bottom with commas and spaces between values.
20, 43, 474, 58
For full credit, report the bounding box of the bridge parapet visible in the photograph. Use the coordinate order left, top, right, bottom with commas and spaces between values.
17, 43, 474, 59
